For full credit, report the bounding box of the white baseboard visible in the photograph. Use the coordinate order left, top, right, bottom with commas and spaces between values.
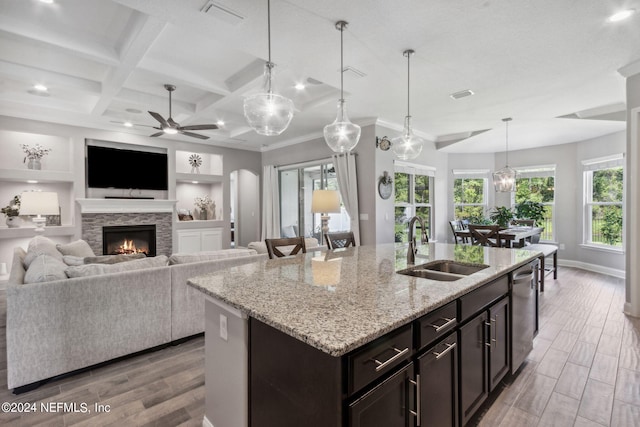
558, 259, 625, 279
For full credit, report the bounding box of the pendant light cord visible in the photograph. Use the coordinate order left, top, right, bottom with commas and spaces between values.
407, 51, 410, 118
266, 0, 273, 93
340, 23, 344, 101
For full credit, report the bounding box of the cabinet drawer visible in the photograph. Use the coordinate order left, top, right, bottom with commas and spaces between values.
459, 276, 508, 322
416, 301, 457, 350
348, 325, 413, 396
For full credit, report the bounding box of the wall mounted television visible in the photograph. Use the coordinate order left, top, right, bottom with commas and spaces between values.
86, 145, 168, 191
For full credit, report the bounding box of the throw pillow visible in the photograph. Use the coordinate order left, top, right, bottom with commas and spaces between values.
56, 239, 95, 257
62, 255, 85, 266
23, 236, 64, 268
24, 254, 68, 284
84, 253, 146, 264
65, 255, 169, 278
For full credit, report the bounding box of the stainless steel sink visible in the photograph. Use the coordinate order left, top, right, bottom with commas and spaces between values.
397, 260, 489, 281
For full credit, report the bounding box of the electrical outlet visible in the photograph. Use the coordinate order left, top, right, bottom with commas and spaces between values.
559, 243, 565, 250
220, 314, 228, 341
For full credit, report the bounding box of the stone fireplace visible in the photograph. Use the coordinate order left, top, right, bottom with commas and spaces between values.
77, 199, 176, 257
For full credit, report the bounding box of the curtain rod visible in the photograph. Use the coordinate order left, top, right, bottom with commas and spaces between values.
275, 153, 358, 170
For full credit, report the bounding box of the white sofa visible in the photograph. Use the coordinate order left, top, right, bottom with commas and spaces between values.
6, 239, 266, 391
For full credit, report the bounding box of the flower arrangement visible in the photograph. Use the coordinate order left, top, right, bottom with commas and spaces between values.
194, 195, 212, 211
1, 195, 21, 217
21, 144, 52, 162
381, 171, 393, 185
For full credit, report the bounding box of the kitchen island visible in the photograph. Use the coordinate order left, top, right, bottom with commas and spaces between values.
187, 243, 540, 427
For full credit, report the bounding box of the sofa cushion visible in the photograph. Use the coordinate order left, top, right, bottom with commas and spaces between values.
23, 236, 64, 268
168, 249, 258, 265
8, 248, 27, 285
24, 254, 68, 284
56, 239, 95, 257
65, 255, 169, 278
84, 254, 147, 264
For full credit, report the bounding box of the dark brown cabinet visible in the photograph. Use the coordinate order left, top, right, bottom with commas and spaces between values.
348, 364, 414, 427
417, 331, 458, 427
489, 296, 510, 391
459, 310, 489, 426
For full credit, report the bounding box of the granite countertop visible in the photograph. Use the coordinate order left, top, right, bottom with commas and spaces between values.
187, 243, 539, 357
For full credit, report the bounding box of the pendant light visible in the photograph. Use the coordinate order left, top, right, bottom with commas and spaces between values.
243, 0, 294, 136
391, 49, 424, 160
323, 21, 361, 153
492, 118, 518, 192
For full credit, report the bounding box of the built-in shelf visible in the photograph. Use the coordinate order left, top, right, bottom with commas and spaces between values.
0, 168, 74, 183
175, 219, 226, 230
175, 173, 223, 184
0, 225, 76, 239
76, 198, 178, 214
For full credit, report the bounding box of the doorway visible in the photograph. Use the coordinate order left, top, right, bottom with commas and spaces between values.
230, 169, 260, 248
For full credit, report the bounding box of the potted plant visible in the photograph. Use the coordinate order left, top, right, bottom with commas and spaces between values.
489, 206, 515, 228
1, 195, 21, 228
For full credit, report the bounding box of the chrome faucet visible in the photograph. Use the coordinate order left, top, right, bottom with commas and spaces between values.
407, 216, 429, 265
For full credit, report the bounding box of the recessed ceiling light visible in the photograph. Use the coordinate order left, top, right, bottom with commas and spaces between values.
450, 89, 475, 100
192, 181, 199, 184
216, 120, 225, 126
123, 121, 133, 128
295, 83, 306, 90
40, 0, 55, 4
27, 180, 39, 184
33, 84, 48, 92
608, 9, 635, 22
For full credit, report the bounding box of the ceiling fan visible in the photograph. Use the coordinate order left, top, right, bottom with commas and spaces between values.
148, 84, 218, 139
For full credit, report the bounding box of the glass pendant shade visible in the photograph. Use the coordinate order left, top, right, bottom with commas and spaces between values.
323, 99, 361, 153
244, 63, 294, 136
493, 166, 517, 192
493, 117, 517, 192
391, 116, 424, 160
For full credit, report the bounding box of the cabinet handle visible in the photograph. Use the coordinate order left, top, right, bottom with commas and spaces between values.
433, 342, 456, 360
372, 347, 409, 372
492, 315, 498, 343
409, 374, 421, 425
428, 317, 456, 332
485, 321, 492, 349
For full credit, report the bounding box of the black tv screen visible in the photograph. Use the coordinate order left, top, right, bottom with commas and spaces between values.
87, 145, 168, 191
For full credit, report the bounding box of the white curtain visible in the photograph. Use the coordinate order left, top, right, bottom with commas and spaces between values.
261, 165, 280, 240
333, 153, 361, 245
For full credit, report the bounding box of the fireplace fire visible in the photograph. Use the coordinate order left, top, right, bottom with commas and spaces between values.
102, 225, 156, 257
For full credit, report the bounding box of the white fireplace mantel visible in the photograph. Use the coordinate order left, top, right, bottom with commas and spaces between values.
76, 198, 178, 214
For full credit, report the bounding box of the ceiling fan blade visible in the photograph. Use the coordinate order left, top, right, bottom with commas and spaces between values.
167, 117, 178, 127
180, 130, 209, 140
179, 124, 219, 131
149, 111, 169, 127
149, 131, 165, 137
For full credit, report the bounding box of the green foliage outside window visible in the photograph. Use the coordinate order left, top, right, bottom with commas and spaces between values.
590, 167, 623, 246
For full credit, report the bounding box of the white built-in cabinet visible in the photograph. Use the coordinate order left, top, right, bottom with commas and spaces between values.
176, 228, 223, 253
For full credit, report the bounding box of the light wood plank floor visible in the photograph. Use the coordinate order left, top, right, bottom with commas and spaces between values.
0, 267, 638, 426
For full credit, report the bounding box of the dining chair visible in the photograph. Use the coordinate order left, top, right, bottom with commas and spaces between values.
265, 237, 306, 259
325, 231, 356, 249
468, 224, 503, 247
449, 220, 468, 244
511, 219, 536, 227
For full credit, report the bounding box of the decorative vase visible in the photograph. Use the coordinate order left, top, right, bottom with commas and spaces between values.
6, 216, 21, 228
199, 210, 207, 220
27, 158, 41, 170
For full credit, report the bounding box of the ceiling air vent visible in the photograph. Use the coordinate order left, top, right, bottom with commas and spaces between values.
450, 89, 474, 100
342, 66, 366, 78
200, 1, 245, 25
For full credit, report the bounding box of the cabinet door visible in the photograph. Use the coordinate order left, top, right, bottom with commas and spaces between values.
349, 364, 413, 427
459, 311, 488, 426
489, 296, 510, 391
417, 332, 458, 427
201, 228, 222, 251
176, 230, 202, 253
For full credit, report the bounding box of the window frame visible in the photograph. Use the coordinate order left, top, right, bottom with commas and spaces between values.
394, 162, 435, 242
510, 165, 556, 242
582, 155, 624, 251
452, 169, 490, 221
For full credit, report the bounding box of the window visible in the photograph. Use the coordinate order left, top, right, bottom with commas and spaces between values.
512, 165, 556, 241
452, 170, 489, 222
394, 162, 435, 242
583, 155, 624, 249
279, 161, 350, 241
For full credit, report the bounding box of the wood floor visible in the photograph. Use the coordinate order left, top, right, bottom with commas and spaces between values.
0, 267, 638, 426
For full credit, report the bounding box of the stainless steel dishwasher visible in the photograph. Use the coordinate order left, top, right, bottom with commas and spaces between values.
510, 260, 539, 373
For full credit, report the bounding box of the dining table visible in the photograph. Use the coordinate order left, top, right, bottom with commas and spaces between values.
456, 226, 544, 248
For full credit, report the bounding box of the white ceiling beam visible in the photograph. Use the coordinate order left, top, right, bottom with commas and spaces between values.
116, 88, 194, 114
0, 60, 101, 93
137, 58, 231, 96
90, 14, 167, 116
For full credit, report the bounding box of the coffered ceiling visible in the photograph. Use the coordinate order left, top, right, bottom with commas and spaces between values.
0, 0, 638, 153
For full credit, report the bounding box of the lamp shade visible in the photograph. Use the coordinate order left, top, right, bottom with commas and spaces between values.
19, 191, 59, 216
311, 190, 340, 213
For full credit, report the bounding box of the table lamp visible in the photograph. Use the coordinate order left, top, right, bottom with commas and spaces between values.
20, 191, 59, 233
311, 190, 341, 244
